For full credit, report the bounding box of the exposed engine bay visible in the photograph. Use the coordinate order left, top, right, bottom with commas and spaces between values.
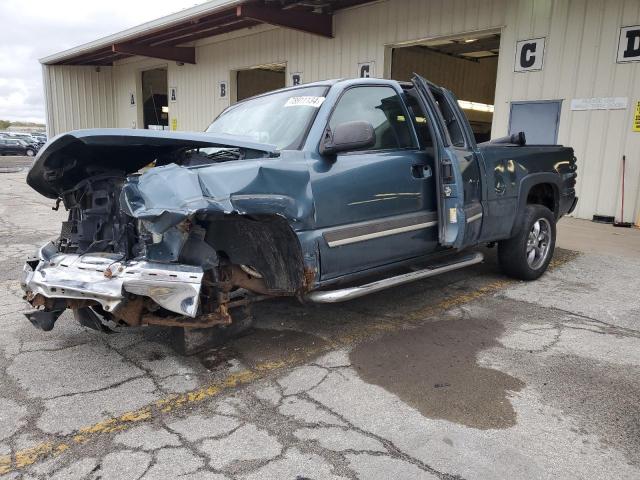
56, 173, 141, 257
21, 129, 309, 338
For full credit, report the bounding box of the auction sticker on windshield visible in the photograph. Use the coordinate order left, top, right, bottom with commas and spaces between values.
284, 96, 326, 108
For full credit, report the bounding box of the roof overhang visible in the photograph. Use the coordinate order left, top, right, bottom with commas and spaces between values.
40, 0, 373, 66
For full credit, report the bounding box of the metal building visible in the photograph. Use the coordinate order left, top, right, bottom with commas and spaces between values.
40, 0, 640, 224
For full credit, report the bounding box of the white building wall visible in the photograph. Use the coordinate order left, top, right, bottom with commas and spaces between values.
111, 57, 170, 129
109, 0, 508, 133
42, 65, 115, 137
492, 0, 640, 223
43, 0, 640, 222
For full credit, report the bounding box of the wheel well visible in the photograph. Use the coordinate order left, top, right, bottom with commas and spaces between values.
527, 183, 556, 215
204, 214, 305, 294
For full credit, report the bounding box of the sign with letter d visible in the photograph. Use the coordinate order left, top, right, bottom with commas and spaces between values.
617, 26, 640, 63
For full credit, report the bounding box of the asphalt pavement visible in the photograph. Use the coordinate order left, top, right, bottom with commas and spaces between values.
0, 169, 639, 479
0, 157, 34, 172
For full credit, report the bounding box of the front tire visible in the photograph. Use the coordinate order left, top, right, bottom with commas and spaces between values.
498, 205, 556, 281
170, 305, 254, 355
26, 149, 35, 157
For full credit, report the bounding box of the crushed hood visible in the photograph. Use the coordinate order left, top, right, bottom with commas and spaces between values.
26, 129, 278, 198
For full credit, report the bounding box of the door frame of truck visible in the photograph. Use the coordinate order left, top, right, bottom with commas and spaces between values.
411, 75, 485, 250
305, 77, 484, 288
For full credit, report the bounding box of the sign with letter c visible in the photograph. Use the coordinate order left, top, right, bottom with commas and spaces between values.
514, 38, 545, 72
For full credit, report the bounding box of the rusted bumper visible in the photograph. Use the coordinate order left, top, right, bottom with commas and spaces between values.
21, 242, 204, 319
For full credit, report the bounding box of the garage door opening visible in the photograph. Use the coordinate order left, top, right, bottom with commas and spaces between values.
390, 32, 500, 143
233, 63, 286, 103
141, 68, 168, 130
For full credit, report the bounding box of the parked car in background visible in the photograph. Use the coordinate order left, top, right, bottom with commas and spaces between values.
3, 132, 32, 140
32, 134, 47, 145
21, 139, 41, 154
0, 138, 38, 156
1, 132, 45, 146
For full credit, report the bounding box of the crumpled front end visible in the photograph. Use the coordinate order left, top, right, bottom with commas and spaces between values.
22, 242, 204, 331
20, 129, 312, 333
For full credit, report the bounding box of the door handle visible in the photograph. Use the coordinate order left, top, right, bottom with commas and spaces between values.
412, 164, 432, 179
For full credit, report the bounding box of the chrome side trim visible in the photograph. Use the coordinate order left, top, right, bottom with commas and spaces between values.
323, 211, 439, 248
327, 221, 438, 247
306, 252, 484, 303
466, 212, 483, 223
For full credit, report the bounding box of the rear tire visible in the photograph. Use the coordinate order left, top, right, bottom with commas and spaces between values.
498, 205, 556, 281
26, 149, 35, 157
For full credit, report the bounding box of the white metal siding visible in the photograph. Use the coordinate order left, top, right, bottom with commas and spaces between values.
43, 65, 115, 137
42, 0, 640, 222
492, 0, 640, 223
108, 0, 508, 134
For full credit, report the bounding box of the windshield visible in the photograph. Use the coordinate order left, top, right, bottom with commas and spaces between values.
206, 85, 328, 150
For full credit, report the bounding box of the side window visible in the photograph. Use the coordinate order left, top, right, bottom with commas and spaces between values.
431, 89, 465, 147
329, 86, 415, 151
403, 91, 433, 148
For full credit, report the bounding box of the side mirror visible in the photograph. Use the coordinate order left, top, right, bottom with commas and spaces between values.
320, 121, 376, 156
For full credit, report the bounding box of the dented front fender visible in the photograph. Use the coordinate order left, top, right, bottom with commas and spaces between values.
120, 159, 315, 233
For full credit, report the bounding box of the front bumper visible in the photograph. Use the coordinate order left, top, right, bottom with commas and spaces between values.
21, 242, 204, 317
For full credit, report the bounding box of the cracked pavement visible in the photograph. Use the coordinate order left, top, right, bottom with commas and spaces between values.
1, 169, 640, 479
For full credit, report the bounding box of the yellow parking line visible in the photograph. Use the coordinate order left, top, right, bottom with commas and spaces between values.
0, 253, 576, 474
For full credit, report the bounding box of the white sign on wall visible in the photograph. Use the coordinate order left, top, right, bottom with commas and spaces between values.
129, 91, 136, 107
358, 61, 375, 78
570, 97, 629, 111
169, 86, 177, 102
218, 80, 228, 99
291, 72, 303, 85
514, 38, 545, 72
617, 25, 640, 63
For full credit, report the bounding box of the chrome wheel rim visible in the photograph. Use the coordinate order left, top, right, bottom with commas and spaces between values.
526, 218, 552, 269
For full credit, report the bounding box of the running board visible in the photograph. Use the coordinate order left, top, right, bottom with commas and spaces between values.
306, 252, 484, 304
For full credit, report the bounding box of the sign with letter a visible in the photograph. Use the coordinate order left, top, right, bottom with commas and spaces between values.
358, 61, 375, 78
514, 38, 545, 72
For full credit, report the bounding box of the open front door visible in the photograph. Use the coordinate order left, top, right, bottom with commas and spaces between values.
411, 75, 483, 250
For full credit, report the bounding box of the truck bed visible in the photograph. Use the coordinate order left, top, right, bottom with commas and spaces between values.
476, 143, 577, 242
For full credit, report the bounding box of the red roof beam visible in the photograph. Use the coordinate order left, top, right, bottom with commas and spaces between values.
134, 10, 239, 46
112, 43, 196, 64
236, 4, 333, 38
155, 20, 261, 46
150, 18, 248, 46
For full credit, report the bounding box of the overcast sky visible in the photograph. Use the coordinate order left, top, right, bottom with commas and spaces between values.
0, 0, 207, 123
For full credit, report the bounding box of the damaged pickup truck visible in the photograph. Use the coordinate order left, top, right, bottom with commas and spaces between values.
21, 75, 577, 350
